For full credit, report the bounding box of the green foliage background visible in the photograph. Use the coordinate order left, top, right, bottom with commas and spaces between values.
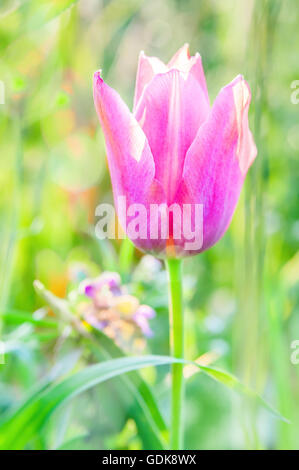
0, 0, 299, 450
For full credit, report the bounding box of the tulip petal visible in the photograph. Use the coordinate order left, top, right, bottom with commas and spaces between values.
188, 53, 209, 104
93, 71, 168, 254
168, 44, 209, 102
134, 69, 210, 203
180, 75, 257, 251
133, 52, 167, 110
167, 43, 191, 69
232, 78, 257, 174
93, 71, 155, 203
134, 45, 210, 111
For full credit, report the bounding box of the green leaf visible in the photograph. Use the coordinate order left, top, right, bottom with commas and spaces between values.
0, 349, 82, 448
196, 364, 290, 424
0, 355, 288, 450
87, 328, 168, 449
119, 237, 135, 278
2, 309, 58, 329
34, 280, 168, 448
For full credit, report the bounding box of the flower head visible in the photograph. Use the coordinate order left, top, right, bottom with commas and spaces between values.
93, 44, 257, 258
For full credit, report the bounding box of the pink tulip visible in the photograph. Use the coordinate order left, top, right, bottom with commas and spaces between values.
93, 44, 257, 258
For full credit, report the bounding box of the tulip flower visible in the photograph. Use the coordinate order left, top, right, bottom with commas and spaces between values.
93, 43, 257, 259
93, 44, 257, 450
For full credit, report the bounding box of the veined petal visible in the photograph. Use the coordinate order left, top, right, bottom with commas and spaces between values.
168, 44, 209, 101
93, 71, 167, 255
134, 45, 209, 110
188, 53, 209, 104
134, 69, 210, 203
167, 43, 191, 69
232, 77, 257, 174
133, 51, 167, 110
180, 75, 257, 251
93, 71, 155, 204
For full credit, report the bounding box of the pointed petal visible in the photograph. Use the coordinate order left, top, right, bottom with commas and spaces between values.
134, 69, 210, 203
93, 71, 167, 255
93, 71, 155, 204
180, 75, 257, 251
188, 53, 209, 104
134, 46, 210, 110
133, 51, 167, 110
232, 77, 257, 174
167, 43, 191, 69
168, 44, 209, 103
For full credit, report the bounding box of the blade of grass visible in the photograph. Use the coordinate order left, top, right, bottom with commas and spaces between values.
2, 310, 58, 329
0, 355, 288, 450
34, 280, 168, 448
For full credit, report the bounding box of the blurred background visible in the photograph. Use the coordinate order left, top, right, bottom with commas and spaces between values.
0, 0, 299, 450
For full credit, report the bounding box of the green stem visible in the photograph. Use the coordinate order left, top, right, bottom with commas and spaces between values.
166, 258, 184, 450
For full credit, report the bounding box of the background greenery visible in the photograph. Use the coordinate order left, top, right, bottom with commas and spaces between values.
0, 0, 298, 450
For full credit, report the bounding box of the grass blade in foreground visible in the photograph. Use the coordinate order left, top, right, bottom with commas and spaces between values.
34, 280, 168, 448
0, 355, 288, 449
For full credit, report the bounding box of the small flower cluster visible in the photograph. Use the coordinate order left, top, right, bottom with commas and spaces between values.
77, 272, 155, 352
